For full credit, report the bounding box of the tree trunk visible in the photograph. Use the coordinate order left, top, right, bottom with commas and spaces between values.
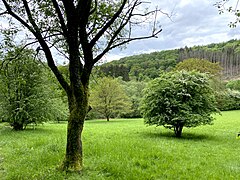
11, 122, 24, 131
62, 111, 84, 172
174, 123, 183, 138
61, 86, 89, 172
107, 116, 110, 121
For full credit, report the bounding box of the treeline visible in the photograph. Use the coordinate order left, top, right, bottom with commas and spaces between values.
2, 40, 240, 127
97, 39, 240, 81
178, 39, 240, 79
97, 50, 178, 81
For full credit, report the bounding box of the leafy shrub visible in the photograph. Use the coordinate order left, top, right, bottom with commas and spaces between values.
215, 89, 240, 111
141, 71, 219, 137
226, 80, 240, 91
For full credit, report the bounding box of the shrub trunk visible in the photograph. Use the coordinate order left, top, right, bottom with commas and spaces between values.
174, 123, 183, 137
11, 122, 24, 131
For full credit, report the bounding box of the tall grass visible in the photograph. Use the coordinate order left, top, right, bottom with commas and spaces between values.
0, 110, 240, 179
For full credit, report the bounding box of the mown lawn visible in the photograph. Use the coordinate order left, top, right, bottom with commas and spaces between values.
0, 110, 240, 179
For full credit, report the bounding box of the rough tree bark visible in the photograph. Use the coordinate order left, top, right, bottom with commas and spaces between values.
62, 86, 89, 171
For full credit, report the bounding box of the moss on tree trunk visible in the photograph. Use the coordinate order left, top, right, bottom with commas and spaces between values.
61, 113, 84, 172
61, 86, 89, 172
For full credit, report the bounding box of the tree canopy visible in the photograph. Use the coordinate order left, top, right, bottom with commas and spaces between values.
175, 58, 223, 77
90, 77, 132, 121
96, 39, 240, 81
0, 47, 68, 130
141, 71, 219, 137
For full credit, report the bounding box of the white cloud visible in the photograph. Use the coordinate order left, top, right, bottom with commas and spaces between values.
106, 0, 240, 60
178, 0, 193, 8
106, 0, 240, 61
1, 1, 239, 63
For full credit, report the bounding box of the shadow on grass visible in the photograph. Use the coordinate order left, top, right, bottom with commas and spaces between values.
0, 123, 61, 136
49, 121, 68, 124
141, 130, 217, 142
86, 119, 133, 124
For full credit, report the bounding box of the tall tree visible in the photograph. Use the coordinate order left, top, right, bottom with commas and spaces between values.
0, 47, 68, 130
0, 0, 162, 171
90, 77, 132, 121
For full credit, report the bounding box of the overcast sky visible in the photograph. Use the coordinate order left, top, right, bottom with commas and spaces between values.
103, 0, 240, 62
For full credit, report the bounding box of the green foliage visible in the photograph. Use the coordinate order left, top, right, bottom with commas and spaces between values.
226, 79, 240, 91
215, 89, 240, 111
0, 47, 68, 130
175, 58, 223, 77
121, 80, 146, 118
89, 77, 132, 121
208, 79, 240, 111
96, 64, 130, 81
97, 50, 178, 81
141, 71, 219, 137
97, 39, 240, 81
0, 0, 164, 172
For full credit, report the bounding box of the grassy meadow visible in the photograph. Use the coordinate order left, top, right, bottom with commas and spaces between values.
0, 110, 240, 179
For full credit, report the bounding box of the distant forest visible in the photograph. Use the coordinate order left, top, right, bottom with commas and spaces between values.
96, 39, 240, 81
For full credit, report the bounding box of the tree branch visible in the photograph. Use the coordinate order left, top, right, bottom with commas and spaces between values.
89, 0, 97, 15
2, 0, 34, 33
77, 0, 92, 26
94, 29, 162, 63
93, 0, 162, 63
0, 10, 7, 16
2, 0, 71, 94
22, 0, 40, 33
61, 0, 75, 21
89, 0, 128, 47
51, 0, 68, 38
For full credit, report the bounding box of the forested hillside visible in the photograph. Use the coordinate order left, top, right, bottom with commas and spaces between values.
97, 39, 240, 80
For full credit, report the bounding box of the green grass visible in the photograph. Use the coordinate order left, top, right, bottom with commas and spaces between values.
1, 110, 240, 179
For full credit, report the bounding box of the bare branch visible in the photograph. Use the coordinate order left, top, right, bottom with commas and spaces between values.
51, 0, 68, 38
49, 41, 70, 61
215, 0, 240, 27
94, 29, 162, 63
2, 0, 35, 33
0, 10, 7, 16
1, 0, 71, 93
90, 0, 128, 47
92, 0, 162, 63
235, 0, 240, 11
